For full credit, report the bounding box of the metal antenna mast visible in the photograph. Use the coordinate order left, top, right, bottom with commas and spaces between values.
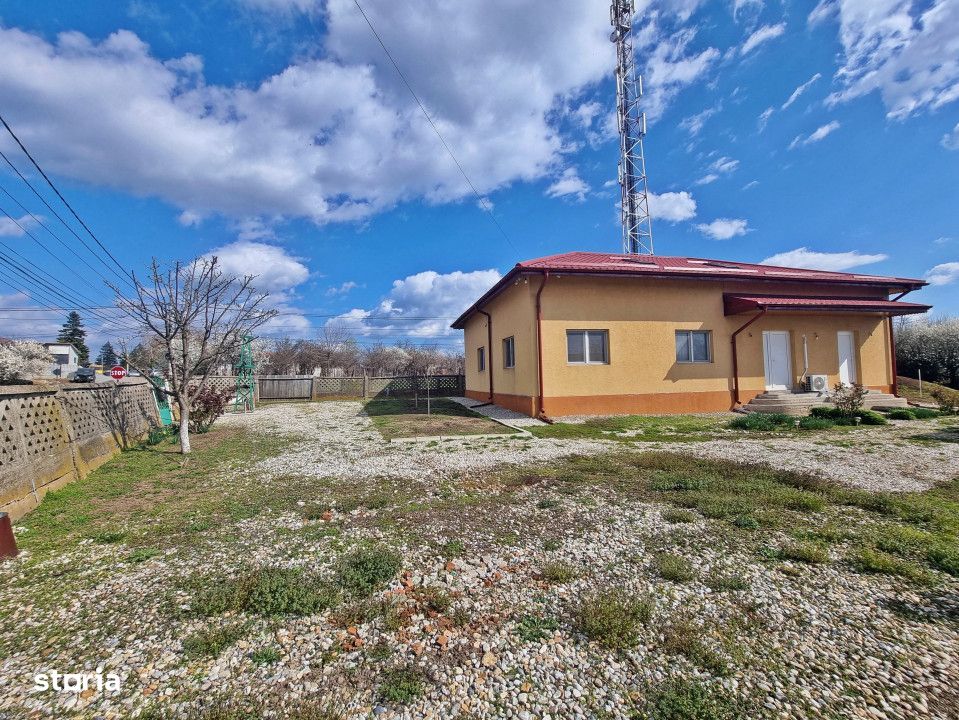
610, 0, 654, 255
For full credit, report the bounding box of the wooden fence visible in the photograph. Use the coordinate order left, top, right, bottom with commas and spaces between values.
257, 374, 465, 401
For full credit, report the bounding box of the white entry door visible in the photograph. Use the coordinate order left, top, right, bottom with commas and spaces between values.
762, 331, 793, 391
837, 331, 857, 385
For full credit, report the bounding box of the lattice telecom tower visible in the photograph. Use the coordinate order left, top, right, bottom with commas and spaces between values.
234, 334, 255, 413
610, 0, 654, 255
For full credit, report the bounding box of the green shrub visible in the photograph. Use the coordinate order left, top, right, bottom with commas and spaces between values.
858, 410, 888, 425
910, 407, 940, 419
809, 406, 886, 425
810, 406, 842, 419
850, 548, 930, 582
574, 589, 653, 648
704, 573, 749, 591
378, 667, 425, 703
730, 514, 760, 530
727, 413, 793, 431
540, 561, 578, 584
779, 542, 829, 564
335, 546, 402, 597
641, 678, 749, 720
655, 553, 695, 582
927, 545, 959, 576
191, 567, 337, 617
798, 416, 834, 430
886, 409, 916, 420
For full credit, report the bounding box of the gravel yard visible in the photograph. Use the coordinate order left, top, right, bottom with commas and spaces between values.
1, 401, 957, 720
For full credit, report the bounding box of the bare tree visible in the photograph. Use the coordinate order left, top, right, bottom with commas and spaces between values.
110, 257, 276, 454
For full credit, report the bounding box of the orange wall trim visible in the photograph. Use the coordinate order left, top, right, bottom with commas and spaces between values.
464, 389, 537, 416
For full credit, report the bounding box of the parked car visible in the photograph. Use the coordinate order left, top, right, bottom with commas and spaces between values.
71, 367, 96, 383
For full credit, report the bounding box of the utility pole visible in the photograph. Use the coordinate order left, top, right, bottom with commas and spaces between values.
611, 0, 654, 255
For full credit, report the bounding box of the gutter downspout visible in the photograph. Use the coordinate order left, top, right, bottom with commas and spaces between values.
887, 314, 899, 397
535, 271, 553, 423
478, 310, 494, 405
731, 309, 766, 406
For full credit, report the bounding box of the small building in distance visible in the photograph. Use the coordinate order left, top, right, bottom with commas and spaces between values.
42, 342, 80, 379
451, 252, 931, 418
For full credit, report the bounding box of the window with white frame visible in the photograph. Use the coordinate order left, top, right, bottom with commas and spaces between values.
502, 336, 515, 369
566, 330, 609, 364
675, 330, 712, 363
477, 347, 486, 372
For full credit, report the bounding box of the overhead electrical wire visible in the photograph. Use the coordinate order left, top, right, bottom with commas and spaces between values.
351, 0, 517, 253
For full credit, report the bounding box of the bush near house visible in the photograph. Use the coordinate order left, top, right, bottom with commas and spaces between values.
810, 407, 887, 426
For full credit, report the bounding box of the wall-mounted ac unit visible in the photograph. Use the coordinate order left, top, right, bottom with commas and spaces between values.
805, 374, 829, 393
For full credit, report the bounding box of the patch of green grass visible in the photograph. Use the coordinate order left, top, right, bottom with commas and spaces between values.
849, 548, 930, 583
529, 415, 722, 442
779, 542, 829, 564
871, 524, 934, 557
798, 416, 835, 430
182, 624, 246, 658
727, 413, 794, 431
416, 585, 451, 613
540, 561, 578, 584
654, 553, 695, 582
89, 530, 126, 544
515, 614, 559, 642
662, 619, 730, 676
440, 539, 465, 558
574, 589, 652, 649
927, 545, 959, 576
335, 545, 402, 597
190, 567, 338, 617
250, 647, 281, 665
641, 678, 750, 720
536, 498, 561, 510
126, 547, 161, 563
378, 666, 425, 704
662, 508, 698, 523
704, 572, 749, 591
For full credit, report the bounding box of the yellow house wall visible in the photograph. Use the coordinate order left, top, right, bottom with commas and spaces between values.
462, 273, 896, 416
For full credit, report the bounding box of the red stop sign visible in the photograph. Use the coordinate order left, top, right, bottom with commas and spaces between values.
110, 365, 127, 380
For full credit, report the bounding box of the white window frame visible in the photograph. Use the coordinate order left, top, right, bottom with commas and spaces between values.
566, 330, 609, 365
477, 347, 486, 372
675, 330, 712, 364
502, 336, 515, 369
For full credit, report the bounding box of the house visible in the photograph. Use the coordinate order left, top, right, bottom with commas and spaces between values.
450, 252, 931, 418
42, 342, 79, 379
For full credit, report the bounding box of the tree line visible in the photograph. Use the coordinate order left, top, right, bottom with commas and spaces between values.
896, 316, 959, 389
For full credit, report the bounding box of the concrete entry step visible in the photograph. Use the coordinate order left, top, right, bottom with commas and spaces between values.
742, 390, 908, 415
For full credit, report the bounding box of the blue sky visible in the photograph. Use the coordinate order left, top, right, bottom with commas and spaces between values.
0, 0, 956, 351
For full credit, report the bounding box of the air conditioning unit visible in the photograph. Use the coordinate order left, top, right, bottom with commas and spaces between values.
805, 374, 829, 393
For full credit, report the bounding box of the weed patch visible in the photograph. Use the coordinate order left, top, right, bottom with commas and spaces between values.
654, 553, 695, 582
378, 666, 425, 704
641, 678, 750, 720
335, 546, 402, 597
574, 589, 652, 648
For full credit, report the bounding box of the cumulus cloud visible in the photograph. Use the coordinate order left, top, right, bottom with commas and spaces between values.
789, 120, 840, 149
696, 218, 749, 240
206, 240, 309, 299
925, 262, 959, 286
761, 247, 888, 271
546, 167, 590, 202
942, 123, 959, 150
0, 214, 33, 237
741, 23, 786, 55
648, 190, 697, 222
826, 0, 959, 119
330, 269, 502, 339
782, 73, 822, 109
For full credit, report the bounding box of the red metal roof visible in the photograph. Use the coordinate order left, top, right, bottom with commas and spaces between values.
451, 251, 928, 328
723, 294, 931, 316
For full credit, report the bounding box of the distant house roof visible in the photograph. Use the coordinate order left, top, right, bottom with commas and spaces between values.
723, 294, 931, 317
43, 342, 79, 353
451, 251, 928, 328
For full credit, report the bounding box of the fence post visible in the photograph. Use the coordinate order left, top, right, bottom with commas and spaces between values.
363, 371, 368, 399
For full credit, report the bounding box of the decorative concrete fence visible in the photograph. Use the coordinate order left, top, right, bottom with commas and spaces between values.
0, 380, 160, 520
256, 374, 466, 401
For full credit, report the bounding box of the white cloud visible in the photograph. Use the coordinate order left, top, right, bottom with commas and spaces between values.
206, 240, 309, 300
925, 262, 959, 286
546, 167, 590, 202
680, 104, 719, 136
942, 122, 959, 150
807, 0, 837, 27
326, 281, 358, 296
742, 180, 759, 190
733, 0, 764, 20
789, 120, 840, 149
758, 106, 775, 131
695, 173, 719, 186
709, 156, 739, 174
761, 247, 888, 271
934, 237, 952, 246
826, 0, 959, 119
331, 269, 501, 339
0, 214, 33, 237
641, 26, 721, 119
177, 210, 204, 228
648, 190, 697, 222
782, 72, 822, 109
696, 218, 749, 240
741, 23, 786, 55
0, 292, 62, 341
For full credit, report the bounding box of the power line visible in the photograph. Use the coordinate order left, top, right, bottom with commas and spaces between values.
351, 0, 517, 253
0, 113, 136, 288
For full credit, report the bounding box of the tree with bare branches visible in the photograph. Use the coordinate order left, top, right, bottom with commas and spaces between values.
110, 257, 276, 453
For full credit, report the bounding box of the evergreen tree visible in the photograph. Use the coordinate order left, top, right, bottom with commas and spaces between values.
57, 311, 90, 365
97, 341, 118, 367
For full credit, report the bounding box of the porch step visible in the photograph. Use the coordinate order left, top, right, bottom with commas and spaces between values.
742, 390, 908, 416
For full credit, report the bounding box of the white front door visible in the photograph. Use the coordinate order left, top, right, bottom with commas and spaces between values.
762, 331, 793, 391
837, 331, 857, 386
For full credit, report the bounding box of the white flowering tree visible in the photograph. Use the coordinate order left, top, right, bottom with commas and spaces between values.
896, 316, 959, 389
0, 340, 51, 384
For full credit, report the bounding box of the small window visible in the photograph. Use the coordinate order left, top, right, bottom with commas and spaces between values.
675, 330, 711, 363
477, 347, 486, 372
566, 330, 609, 364
502, 336, 515, 369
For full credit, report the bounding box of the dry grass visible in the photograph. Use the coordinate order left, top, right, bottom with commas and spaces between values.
364, 398, 518, 439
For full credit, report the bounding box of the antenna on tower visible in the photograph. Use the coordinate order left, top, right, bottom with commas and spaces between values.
611, 0, 654, 255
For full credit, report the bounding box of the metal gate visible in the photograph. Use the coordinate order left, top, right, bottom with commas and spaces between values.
257, 375, 313, 400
